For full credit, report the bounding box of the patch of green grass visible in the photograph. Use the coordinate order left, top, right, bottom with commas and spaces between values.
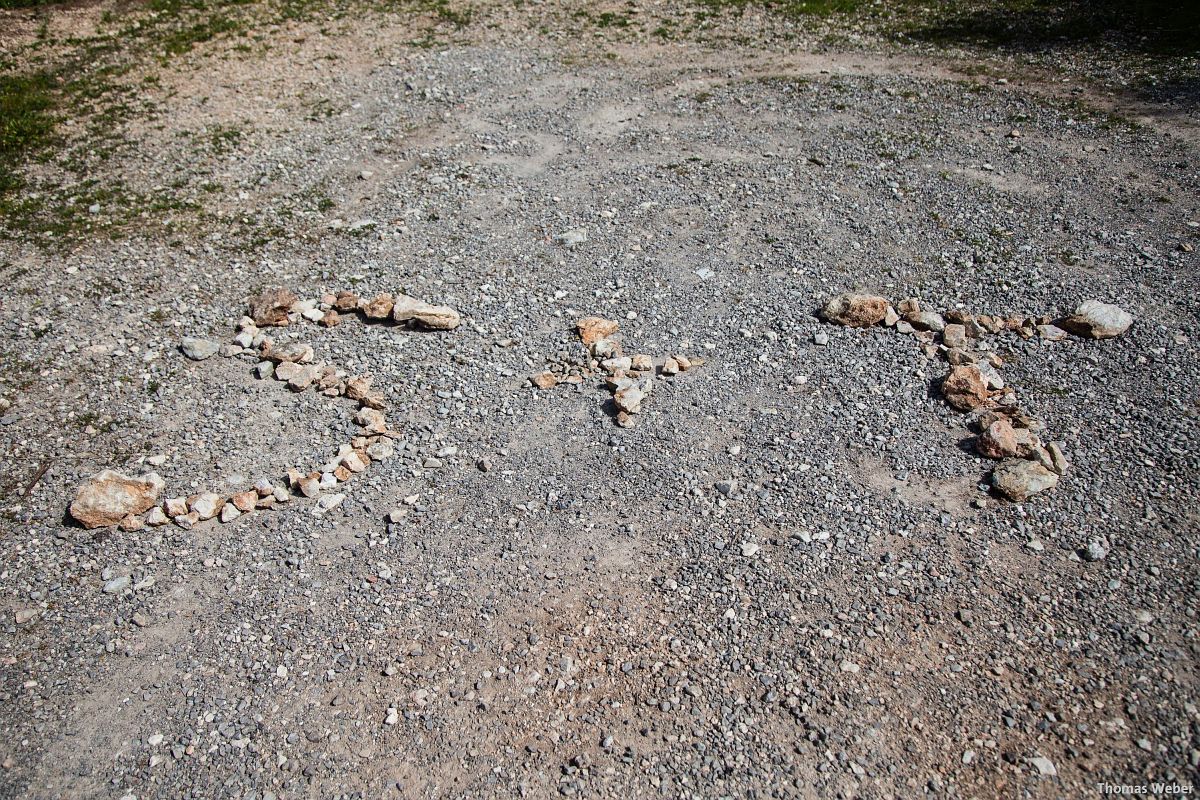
0, 71, 56, 196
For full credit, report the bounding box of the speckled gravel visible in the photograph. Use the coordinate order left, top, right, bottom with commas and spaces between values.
1, 6, 1198, 799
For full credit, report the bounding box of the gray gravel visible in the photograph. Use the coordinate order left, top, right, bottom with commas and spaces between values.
1, 5, 1198, 799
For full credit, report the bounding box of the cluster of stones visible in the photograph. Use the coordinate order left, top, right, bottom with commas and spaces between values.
528, 316, 701, 428
819, 293, 1134, 502
68, 286, 460, 530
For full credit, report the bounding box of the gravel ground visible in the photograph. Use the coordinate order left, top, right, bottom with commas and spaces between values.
1, 3, 1198, 798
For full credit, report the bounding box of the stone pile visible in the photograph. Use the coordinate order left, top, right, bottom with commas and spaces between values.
70, 287, 460, 530
528, 316, 701, 427
819, 292, 1134, 502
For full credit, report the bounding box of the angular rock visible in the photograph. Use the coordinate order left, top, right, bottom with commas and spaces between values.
297, 475, 321, 498
145, 506, 170, 527
1046, 442, 1070, 475
313, 493, 346, 516
189, 493, 223, 521
614, 378, 653, 414
942, 324, 968, 350
976, 419, 1019, 459
219, 502, 242, 523
818, 293, 890, 328
180, 337, 220, 361
355, 408, 387, 434
942, 365, 991, 411
905, 310, 946, 332
577, 317, 619, 346
69, 470, 164, 529
334, 291, 359, 311
1037, 324, 1068, 342
344, 375, 373, 401
631, 354, 653, 372
366, 439, 394, 461
1059, 300, 1133, 339
991, 459, 1059, 502
341, 450, 369, 473
319, 310, 340, 328
118, 514, 145, 532
249, 287, 298, 327
231, 490, 259, 512
287, 365, 319, 392
362, 293, 395, 320
601, 356, 632, 374
530, 371, 558, 390
274, 361, 301, 382
269, 342, 314, 364
163, 497, 188, 517
392, 294, 461, 330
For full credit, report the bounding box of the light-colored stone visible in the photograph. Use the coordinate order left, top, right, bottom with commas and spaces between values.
1046, 442, 1070, 475
274, 361, 301, 382
356, 408, 387, 434
118, 514, 145, 532
287, 365, 319, 392
819, 293, 890, 328
631, 354, 653, 371
342, 451, 369, 473
269, 342, 314, 364
614, 378, 653, 414
180, 337, 219, 361
366, 439, 394, 461
145, 507, 170, 526
163, 497, 187, 517
297, 476, 321, 498
219, 502, 242, 523
69, 470, 164, 529
905, 310, 946, 332
189, 493, 223, 520
992, 459, 1059, 502
392, 294, 461, 330
313, 493, 346, 516
1037, 324, 1068, 341
1060, 300, 1133, 339
601, 356, 632, 374
362, 293, 394, 320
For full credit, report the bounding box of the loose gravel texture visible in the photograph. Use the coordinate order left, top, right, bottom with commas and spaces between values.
1, 4, 1198, 799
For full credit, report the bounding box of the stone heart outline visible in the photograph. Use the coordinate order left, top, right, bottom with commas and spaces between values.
68, 287, 463, 531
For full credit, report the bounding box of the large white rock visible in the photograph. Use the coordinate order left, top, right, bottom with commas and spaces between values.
1060, 300, 1133, 339
69, 470, 164, 529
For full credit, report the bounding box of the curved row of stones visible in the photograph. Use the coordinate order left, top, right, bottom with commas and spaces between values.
818, 292, 1133, 503
67, 287, 461, 531
528, 315, 703, 428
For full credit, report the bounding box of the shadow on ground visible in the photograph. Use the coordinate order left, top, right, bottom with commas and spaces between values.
904, 0, 1200, 104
